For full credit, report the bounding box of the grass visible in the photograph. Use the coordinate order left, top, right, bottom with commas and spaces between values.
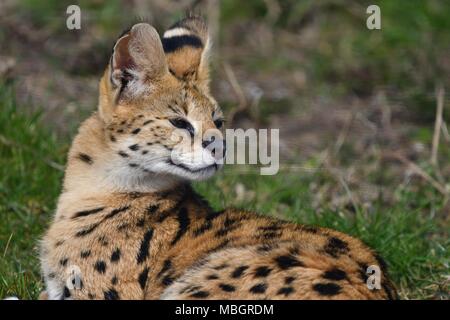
0, 85, 65, 299
221, 0, 450, 121
0, 84, 448, 300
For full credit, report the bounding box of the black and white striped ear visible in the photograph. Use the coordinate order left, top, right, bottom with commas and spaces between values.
162, 16, 211, 89
110, 23, 168, 100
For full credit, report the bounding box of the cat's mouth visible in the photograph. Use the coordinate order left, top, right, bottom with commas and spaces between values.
167, 159, 218, 174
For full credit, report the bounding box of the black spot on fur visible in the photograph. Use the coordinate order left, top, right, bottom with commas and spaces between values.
147, 204, 159, 215
258, 224, 282, 232
257, 244, 276, 252
358, 263, 369, 283
80, 250, 91, 259
285, 276, 296, 284
254, 266, 272, 278
162, 34, 203, 53
170, 207, 190, 245
157, 259, 172, 279
323, 268, 347, 281
215, 217, 240, 237
301, 225, 319, 233
219, 283, 236, 292
249, 283, 267, 294
224, 216, 239, 227
137, 228, 154, 264
231, 265, 249, 278
110, 248, 121, 263
313, 283, 342, 296
131, 128, 141, 134
77, 153, 93, 165
138, 267, 149, 290
143, 120, 153, 125
162, 275, 174, 286
104, 205, 130, 219
75, 206, 129, 237
99, 236, 109, 246
206, 239, 230, 255
324, 237, 349, 258
193, 220, 213, 237
213, 263, 228, 270
118, 151, 129, 158
168, 105, 178, 113
190, 290, 210, 298
136, 217, 145, 227
206, 274, 219, 280
155, 193, 189, 223
261, 231, 282, 239
129, 144, 140, 151
129, 163, 138, 168
72, 207, 105, 219
75, 223, 99, 237
277, 286, 295, 296
104, 288, 120, 300
180, 285, 201, 294
117, 223, 129, 231
110, 135, 116, 142
94, 260, 107, 274
383, 282, 397, 300
55, 240, 64, 247
111, 276, 118, 285
59, 258, 68, 266
274, 255, 304, 270
289, 245, 300, 255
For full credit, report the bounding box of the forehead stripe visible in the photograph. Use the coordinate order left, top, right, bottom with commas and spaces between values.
162, 35, 203, 54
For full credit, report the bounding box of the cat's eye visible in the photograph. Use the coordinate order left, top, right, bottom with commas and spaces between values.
169, 118, 195, 137
214, 119, 224, 129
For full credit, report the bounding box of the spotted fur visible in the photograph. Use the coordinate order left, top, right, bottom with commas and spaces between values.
40, 17, 397, 300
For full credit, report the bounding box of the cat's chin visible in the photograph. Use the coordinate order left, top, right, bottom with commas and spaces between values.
154, 160, 221, 181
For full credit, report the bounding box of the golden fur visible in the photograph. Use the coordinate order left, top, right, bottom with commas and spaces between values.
40, 17, 397, 300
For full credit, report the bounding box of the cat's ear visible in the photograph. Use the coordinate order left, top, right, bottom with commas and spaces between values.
109, 23, 168, 100
162, 16, 211, 90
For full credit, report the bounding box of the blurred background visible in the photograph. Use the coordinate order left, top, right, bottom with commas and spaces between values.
0, 0, 449, 299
